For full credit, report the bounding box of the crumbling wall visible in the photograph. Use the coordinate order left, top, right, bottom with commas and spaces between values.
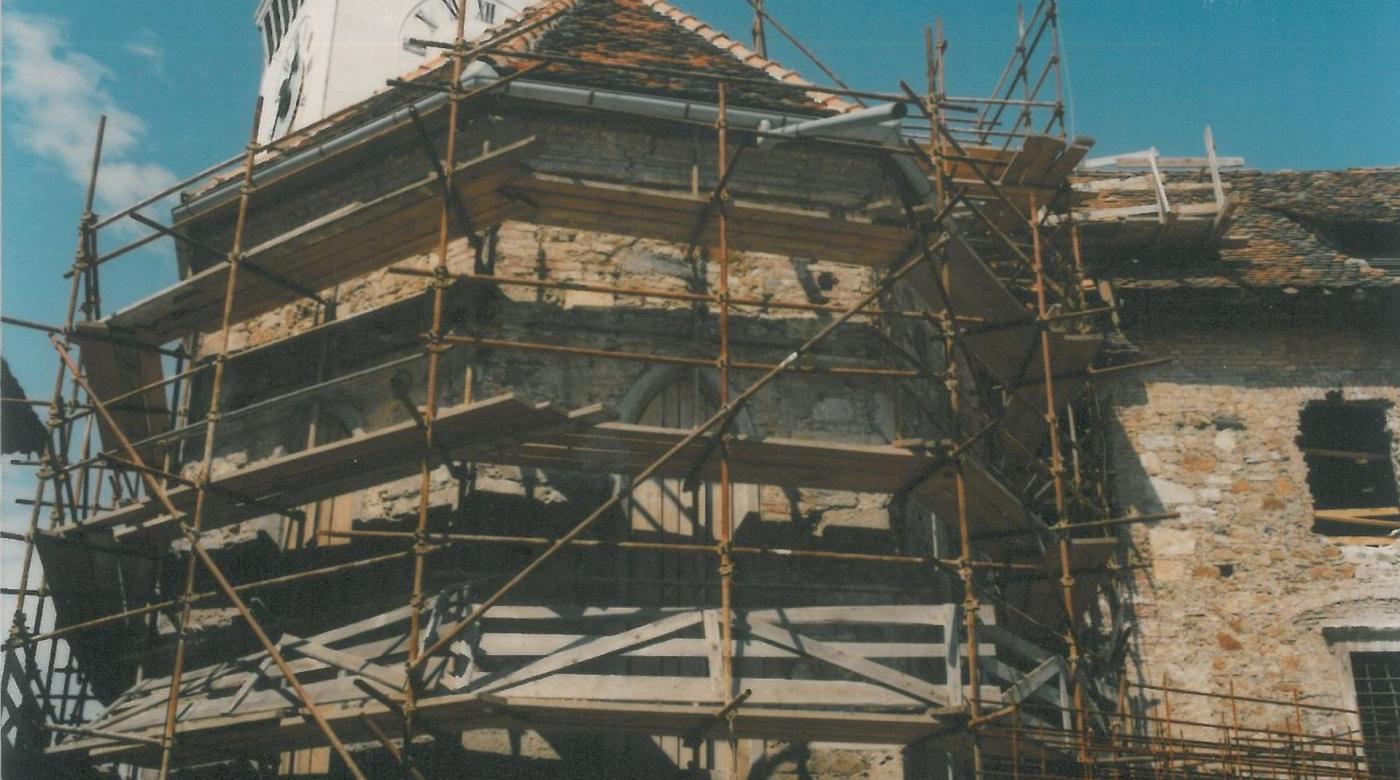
1109, 293, 1400, 737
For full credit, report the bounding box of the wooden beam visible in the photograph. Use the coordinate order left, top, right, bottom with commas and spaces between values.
281, 635, 406, 691
740, 617, 946, 705
478, 610, 703, 694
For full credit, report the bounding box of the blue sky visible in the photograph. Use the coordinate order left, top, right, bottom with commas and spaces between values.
1, 1, 1398, 585
3, 0, 1398, 391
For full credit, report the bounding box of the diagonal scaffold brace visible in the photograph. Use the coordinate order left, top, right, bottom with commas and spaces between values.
406, 199, 964, 680
49, 336, 369, 779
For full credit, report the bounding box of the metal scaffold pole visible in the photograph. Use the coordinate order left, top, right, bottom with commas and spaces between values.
154, 98, 265, 780
7, 5, 1390, 776
2, 116, 106, 760
714, 81, 743, 779
402, 0, 474, 767
49, 339, 369, 779
1029, 195, 1092, 775
408, 230, 958, 677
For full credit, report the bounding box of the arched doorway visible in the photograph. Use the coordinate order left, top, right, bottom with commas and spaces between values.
614, 365, 758, 776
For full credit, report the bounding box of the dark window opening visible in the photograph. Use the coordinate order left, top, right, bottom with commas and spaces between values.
1287, 212, 1400, 272
1352, 652, 1400, 778
1298, 397, 1398, 535
1314, 219, 1400, 259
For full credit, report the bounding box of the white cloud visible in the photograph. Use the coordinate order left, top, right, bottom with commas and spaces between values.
3, 12, 176, 213
125, 29, 165, 74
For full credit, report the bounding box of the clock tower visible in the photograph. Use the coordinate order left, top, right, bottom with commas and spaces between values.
254, 0, 528, 142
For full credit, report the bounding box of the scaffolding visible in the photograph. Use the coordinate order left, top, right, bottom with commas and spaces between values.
1, 1, 1390, 777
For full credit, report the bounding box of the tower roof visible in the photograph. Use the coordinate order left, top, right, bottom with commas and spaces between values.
478, 0, 853, 115
272, 0, 853, 155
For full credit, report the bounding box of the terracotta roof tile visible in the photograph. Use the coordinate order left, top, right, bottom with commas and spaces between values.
479, 0, 851, 115
241, 0, 853, 171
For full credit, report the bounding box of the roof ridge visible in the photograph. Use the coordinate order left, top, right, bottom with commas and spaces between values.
492, 0, 583, 55
639, 0, 856, 114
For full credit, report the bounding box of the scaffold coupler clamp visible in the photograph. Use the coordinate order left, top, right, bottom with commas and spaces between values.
413, 528, 433, 556
717, 542, 736, 577
431, 264, 455, 289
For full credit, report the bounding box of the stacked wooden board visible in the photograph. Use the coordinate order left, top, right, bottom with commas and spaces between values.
941, 135, 1096, 228
510, 173, 917, 268
44, 394, 612, 545
104, 138, 537, 344
513, 421, 1026, 533
1065, 175, 1236, 250
48, 599, 974, 765
48, 391, 1031, 546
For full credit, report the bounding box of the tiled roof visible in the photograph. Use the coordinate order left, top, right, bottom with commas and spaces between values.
1097, 168, 1400, 291
254, 0, 850, 164
485, 0, 852, 115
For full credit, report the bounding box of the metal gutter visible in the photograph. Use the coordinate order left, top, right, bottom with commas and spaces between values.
177, 61, 915, 220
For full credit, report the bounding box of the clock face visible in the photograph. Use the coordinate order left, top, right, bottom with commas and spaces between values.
399, 0, 522, 71
268, 17, 314, 138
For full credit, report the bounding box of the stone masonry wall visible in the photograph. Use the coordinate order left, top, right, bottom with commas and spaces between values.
1109, 295, 1400, 740
162, 107, 952, 777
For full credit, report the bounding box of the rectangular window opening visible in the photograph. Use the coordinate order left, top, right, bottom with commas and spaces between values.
1298, 397, 1398, 537
1352, 651, 1400, 778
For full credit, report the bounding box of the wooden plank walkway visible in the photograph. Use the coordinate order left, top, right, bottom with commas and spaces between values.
104, 138, 536, 343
